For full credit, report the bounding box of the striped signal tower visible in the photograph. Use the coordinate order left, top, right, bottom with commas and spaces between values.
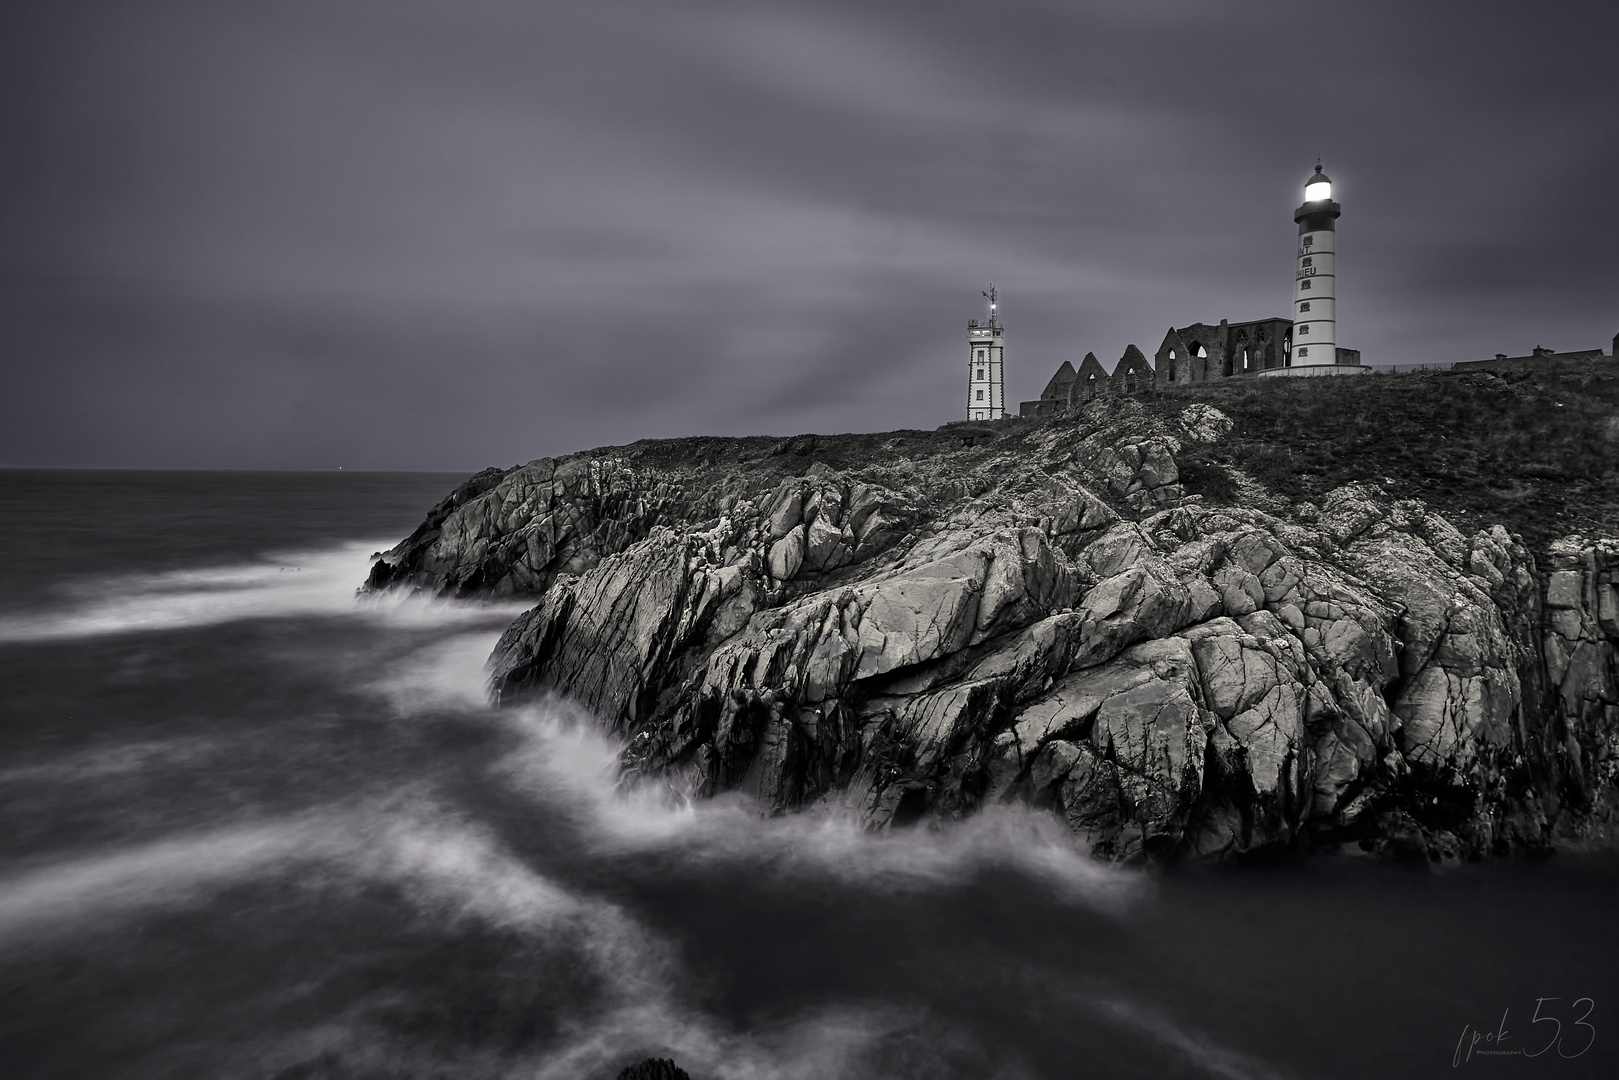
1267, 161, 1365, 376
1262, 160, 1366, 380
1291, 162, 1338, 369
967, 284, 1005, 420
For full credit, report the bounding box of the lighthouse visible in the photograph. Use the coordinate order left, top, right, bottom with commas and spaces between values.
1264, 161, 1366, 377
967, 284, 1005, 419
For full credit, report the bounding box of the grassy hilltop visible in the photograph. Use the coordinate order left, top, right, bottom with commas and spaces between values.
1150, 359, 1619, 553
605, 359, 1617, 557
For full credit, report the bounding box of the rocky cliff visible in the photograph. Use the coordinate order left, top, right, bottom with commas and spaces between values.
365, 395, 1619, 862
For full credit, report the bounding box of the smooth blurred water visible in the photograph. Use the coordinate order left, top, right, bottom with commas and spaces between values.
1, 469, 1614, 1080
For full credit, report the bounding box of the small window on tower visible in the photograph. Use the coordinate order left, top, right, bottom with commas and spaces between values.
976, 369, 984, 380
1297, 347, 1309, 357
976, 350, 985, 360
1301, 256, 1313, 267
1300, 325, 1310, 334
1303, 235, 1314, 248
1301, 280, 1312, 290
1169, 349, 1177, 360
1299, 302, 1311, 312
976, 390, 984, 401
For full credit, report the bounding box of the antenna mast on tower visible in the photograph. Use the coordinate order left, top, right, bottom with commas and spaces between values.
982, 284, 999, 328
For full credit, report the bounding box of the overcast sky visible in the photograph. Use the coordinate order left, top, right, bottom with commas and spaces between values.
3, 0, 1615, 470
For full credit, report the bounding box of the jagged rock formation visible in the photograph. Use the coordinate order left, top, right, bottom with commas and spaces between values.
365, 400, 1619, 862
615, 1060, 690, 1080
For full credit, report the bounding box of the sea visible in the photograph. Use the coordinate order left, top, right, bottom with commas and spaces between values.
1, 469, 1614, 1080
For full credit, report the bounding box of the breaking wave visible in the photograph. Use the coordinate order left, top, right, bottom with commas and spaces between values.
0, 542, 528, 643
0, 802, 657, 990
0, 802, 971, 1079
339, 628, 1142, 913
366, 629, 509, 714
495, 700, 1141, 913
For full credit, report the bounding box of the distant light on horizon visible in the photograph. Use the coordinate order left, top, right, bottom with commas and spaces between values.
1305, 180, 1332, 202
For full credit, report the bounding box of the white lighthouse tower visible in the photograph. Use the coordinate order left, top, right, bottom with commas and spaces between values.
1265, 161, 1366, 377
967, 284, 1005, 420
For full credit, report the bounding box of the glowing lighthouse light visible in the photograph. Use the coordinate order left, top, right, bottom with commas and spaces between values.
1304, 175, 1332, 202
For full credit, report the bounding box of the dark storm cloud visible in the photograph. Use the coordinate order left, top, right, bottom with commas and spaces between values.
2, 0, 1615, 469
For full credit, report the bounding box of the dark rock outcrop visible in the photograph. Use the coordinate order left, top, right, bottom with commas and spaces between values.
616, 1059, 690, 1080
368, 400, 1619, 862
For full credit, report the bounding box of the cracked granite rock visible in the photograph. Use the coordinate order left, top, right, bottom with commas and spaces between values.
367, 401, 1619, 862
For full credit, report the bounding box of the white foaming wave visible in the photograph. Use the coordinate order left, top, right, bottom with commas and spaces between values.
365, 630, 507, 714
531, 1001, 939, 1080
344, 809, 675, 1003
0, 803, 664, 1002
0, 542, 528, 642
175, 811, 960, 1080
1089, 995, 1296, 1080
500, 703, 1142, 913
0, 819, 325, 940
0, 793, 1014, 1079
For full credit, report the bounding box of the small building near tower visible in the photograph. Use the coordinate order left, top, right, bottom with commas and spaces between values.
1453, 342, 1613, 371
967, 285, 1006, 420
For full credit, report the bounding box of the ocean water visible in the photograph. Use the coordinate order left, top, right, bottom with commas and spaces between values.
0, 469, 1614, 1080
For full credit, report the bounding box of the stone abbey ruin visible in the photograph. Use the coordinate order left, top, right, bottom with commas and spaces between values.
1020, 318, 1364, 417
1019, 324, 1619, 418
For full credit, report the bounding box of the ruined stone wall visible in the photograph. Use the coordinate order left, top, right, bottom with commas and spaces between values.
1028, 313, 1371, 413
1175, 322, 1229, 382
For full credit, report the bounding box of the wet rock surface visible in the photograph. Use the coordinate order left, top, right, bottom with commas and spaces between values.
368, 400, 1619, 862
